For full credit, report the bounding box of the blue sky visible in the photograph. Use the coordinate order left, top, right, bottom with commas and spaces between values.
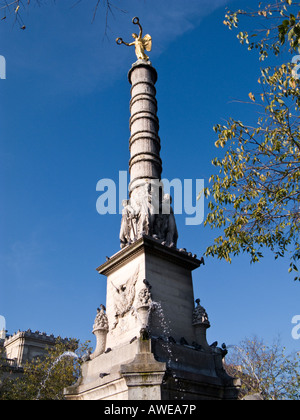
0, 0, 299, 355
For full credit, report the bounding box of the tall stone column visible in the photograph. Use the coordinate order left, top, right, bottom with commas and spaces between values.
128, 62, 162, 198
120, 61, 178, 249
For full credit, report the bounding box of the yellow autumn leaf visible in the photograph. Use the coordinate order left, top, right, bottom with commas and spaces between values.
249, 92, 256, 102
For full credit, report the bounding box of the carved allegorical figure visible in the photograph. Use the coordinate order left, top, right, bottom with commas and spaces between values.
119, 184, 178, 249
135, 183, 157, 237
120, 199, 137, 248
159, 194, 178, 248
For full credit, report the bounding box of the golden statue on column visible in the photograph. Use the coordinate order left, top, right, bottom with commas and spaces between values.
116, 17, 152, 61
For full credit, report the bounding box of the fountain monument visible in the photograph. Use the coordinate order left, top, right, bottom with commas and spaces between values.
64, 17, 240, 401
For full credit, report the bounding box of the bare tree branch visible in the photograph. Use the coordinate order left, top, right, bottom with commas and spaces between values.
0, 0, 126, 30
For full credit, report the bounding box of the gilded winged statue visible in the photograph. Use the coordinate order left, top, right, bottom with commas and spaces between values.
116, 17, 152, 61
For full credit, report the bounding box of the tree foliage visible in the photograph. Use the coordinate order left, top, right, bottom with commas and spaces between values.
225, 336, 300, 400
0, 338, 91, 400
203, 0, 300, 280
224, 0, 300, 59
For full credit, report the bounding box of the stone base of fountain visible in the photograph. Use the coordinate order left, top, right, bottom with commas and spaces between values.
64, 236, 240, 400
64, 334, 239, 400
64, 334, 165, 400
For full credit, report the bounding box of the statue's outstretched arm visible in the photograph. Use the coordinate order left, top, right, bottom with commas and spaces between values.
116, 38, 134, 47
133, 17, 143, 38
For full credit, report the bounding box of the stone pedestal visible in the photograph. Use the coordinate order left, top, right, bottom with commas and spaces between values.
64, 237, 240, 400
99, 236, 199, 349
120, 334, 166, 400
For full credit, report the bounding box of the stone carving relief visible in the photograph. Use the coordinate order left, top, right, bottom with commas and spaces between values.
135, 280, 153, 330
137, 279, 152, 308
192, 299, 210, 327
93, 304, 109, 332
120, 182, 178, 249
111, 267, 140, 329
91, 305, 109, 360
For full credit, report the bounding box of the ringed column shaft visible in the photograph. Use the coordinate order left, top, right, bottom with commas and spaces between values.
128, 63, 162, 198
